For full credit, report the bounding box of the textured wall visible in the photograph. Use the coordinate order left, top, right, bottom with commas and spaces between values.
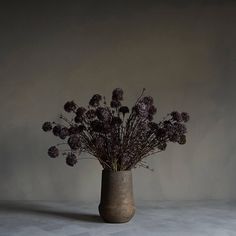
0, 1, 236, 201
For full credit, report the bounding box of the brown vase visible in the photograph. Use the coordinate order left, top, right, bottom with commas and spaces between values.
98, 169, 135, 223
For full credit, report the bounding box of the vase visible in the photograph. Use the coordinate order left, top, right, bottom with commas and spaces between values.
98, 169, 135, 223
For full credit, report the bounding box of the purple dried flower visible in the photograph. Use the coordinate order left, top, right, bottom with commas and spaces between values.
156, 128, 166, 139
66, 153, 78, 167
64, 101, 76, 113
133, 102, 149, 118
68, 135, 80, 150
141, 96, 154, 105
76, 107, 86, 117
42, 122, 52, 132
171, 111, 182, 122
52, 125, 61, 136
181, 112, 190, 122
174, 122, 187, 135
68, 125, 80, 135
85, 109, 96, 119
74, 115, 83, 123
119, 106, 129, 115
178, 135, 186, 144
110, 100, 121, 108
169, 133, 179, 142
59, 127, 69, 139
89, 94, 102, 107
96, 107, 111, 121
112, 88, 123, 101
91, 120, 104, 133
48, 146, 59, 158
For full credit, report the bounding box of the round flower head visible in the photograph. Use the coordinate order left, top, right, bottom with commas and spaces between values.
169, 133, 179, 142
66, 153, 77, 167
133, 102, 149, 118
141, 96, 154, 105
85, 109, 96, 119
110, 100, 121, 108
119, 106, 129, 116
112, 88, 123, 101
42, 122, 52, 132
64, 101, 76, 113
76, 107, 86, 117
59, 127, 69, 139
52, 125, 61, 136
89, 94, 102, 107
173, 122, 187, 135
68, 125, 80, 135
156, 128, 166, 139
74, 115, 83, 124
68, 135, 80, 150
91, 120, 104, 133
181, 112, 190, 122
171, 111, 182, 122
48, 146, 59, 158
96, 107, 111, 121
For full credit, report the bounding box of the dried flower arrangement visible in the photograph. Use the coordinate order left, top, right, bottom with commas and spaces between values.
42, 88, 189, 171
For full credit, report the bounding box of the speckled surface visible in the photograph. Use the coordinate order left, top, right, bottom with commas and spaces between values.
0, 201, 236, 236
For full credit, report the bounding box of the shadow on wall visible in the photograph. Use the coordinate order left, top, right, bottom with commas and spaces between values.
0, 201, 102, 223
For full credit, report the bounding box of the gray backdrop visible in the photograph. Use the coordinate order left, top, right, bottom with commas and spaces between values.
0, 1, 235, 201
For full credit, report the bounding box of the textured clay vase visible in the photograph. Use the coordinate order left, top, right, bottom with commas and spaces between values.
98, 169, 135, 223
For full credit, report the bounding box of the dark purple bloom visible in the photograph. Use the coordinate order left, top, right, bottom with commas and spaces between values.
64, 101, 76, 113
96, 107, 111, 121
42, 122, 52, 132
59, 127, 69, 139
85, 109, 96, 119
133, 102, 149, 118
112, 88, 123, 101
66, 153, 78, 167
68, 135, 80, 150
74, 115, 83, 124
48, 146, 59, 158
174, 122, 187, 135
91, 120, 104, 133
52, 125, 61, 136
76, 107, 86, 117
119, 106, 129, 115
156, 128, 166, 139
141, 96, 154, 105
171, 111, 182, 122
169, 133, 179, 142
68, 125, 80, 135
110, 100, 121, 108
181, 112, 190, 122
89, 94, 102, 107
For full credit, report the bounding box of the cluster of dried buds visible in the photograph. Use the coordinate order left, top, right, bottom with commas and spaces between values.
42, 88, 189, 171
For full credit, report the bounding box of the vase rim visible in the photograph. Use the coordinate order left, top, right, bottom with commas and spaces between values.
102, 169, 131, 173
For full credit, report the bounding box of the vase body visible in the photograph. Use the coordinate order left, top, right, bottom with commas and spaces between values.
98, 169, 135, 223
